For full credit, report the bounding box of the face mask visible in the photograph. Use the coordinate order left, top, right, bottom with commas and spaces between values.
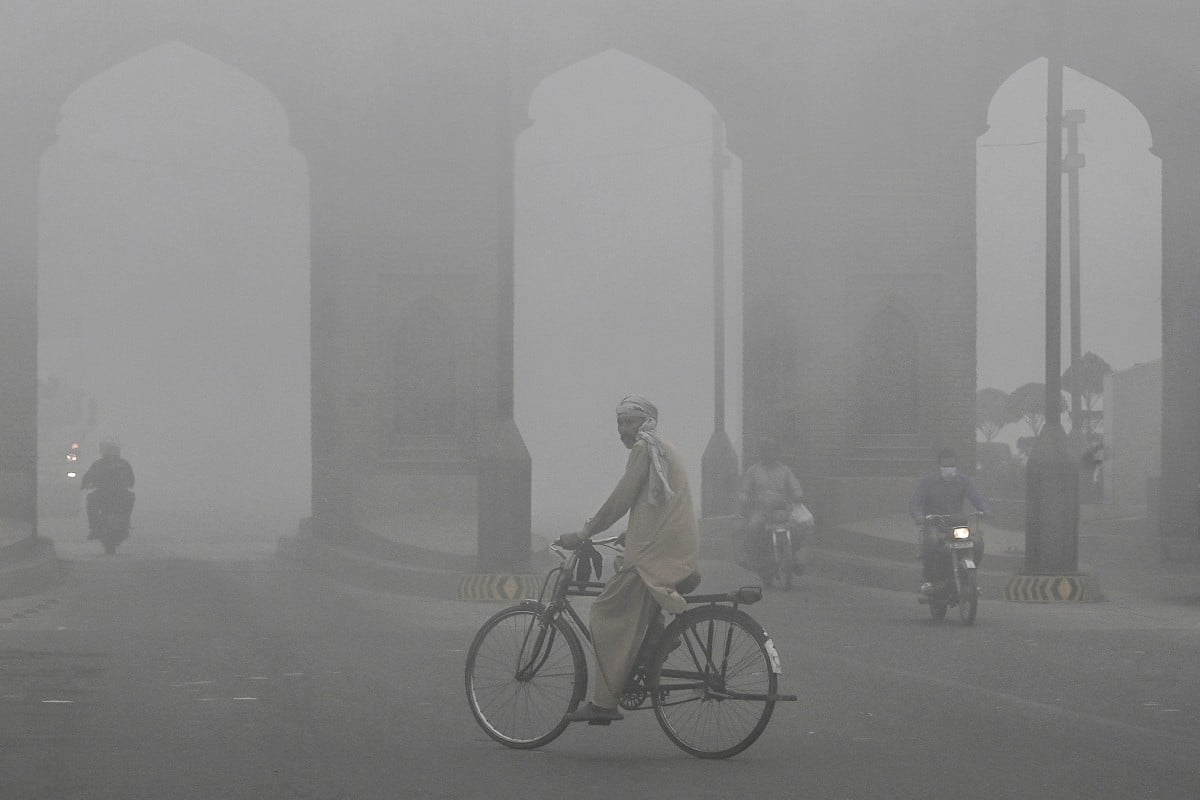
940, 467, 957, 480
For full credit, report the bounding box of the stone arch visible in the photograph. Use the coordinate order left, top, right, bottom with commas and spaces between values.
976, 57, 1161, 439
38, 40, 311, 542
514, 47, 743, 535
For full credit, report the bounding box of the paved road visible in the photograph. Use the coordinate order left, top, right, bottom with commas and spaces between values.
2, 540, 1199, 799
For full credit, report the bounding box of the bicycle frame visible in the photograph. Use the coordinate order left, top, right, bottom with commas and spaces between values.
516, 538, 790, 702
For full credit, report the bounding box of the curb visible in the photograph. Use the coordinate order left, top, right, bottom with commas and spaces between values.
277, 534, 463, 601
0, 537, 63, 600
1004, 573, 1104, 603
279, 534, 548, 603
0, 595, 63, 625
817, 525, 1025, 574
280, 529, 1017, 602
805, 544, 1012, 595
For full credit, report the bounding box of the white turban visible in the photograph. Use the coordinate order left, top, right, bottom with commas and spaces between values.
615, 395, 674, 506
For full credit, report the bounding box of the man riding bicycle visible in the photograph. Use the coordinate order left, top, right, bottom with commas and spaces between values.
555, 395, 700, 724
737, 436, 812, 575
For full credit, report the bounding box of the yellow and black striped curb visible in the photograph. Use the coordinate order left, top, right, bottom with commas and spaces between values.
1004, 574, 1103, 603
458, 574, 541, 602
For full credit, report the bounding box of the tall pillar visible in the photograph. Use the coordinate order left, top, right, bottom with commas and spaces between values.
1157, 134, 1200, 550
0, 133, 45, 540
476, 3, 531, 573
729, 118, 805, 467
291, 106, 353, 539
308, 202, 351, 538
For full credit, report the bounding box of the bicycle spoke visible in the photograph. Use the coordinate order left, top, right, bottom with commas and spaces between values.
653, 609, 777, 758
467, 608, 586, 748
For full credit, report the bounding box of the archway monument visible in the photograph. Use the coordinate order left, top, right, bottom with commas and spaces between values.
2, 2, 1197, 593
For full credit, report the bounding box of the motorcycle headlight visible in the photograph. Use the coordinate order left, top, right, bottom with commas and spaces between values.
952, 527, 971, 539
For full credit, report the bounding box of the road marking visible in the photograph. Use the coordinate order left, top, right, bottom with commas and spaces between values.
232, 697, 258, 701
41, 700, 74, 704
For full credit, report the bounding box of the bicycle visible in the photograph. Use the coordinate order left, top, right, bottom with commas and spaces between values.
464, 535, 796, 759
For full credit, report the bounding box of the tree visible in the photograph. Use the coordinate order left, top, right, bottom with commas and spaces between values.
976, 387, 1015, 443
1006, 382, 1068, 438
1061, 351, 1113, 437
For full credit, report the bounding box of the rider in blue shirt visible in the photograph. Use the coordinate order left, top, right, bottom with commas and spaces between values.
909, 448, 989, 594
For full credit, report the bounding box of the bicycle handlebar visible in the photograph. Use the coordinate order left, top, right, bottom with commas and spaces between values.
923, 511, 985, 522
547, 534, 622, 558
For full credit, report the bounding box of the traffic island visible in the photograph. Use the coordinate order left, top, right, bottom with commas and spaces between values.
1004, 572, 1103, 603
0, 535, 63, 599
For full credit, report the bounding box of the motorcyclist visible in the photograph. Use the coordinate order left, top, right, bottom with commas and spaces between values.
738, 437, 812, 575
908, 448, 989, 595
81, 439, 135, 539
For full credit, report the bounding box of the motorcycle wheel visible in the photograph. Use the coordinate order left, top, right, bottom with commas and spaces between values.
773, 534, 793, 591
928, 597, 947, 621
958, 570, 978, 625
759, 568, 774, 589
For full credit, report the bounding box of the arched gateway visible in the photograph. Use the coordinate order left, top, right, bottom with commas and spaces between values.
2, 1, 1197, 565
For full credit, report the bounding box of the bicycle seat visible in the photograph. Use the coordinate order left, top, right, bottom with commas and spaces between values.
676, 570, 702, 595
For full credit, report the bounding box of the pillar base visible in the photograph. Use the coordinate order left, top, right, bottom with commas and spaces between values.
476, 417, 531, 573
701, 428, 740, 518
1004, 572, 1103, 603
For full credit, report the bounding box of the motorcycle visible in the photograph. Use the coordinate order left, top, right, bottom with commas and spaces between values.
87, 489, 132, 555
918, 512, 983, 625
755, 505, 804, 591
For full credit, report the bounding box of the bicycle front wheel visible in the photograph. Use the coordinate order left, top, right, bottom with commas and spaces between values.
464, 604, 587, 749
649, 606, 778, 759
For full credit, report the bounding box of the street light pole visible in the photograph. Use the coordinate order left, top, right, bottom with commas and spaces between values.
1063, 109, 1086, 440
1022, 10, 1081, 577
1044, 55, 1064, 431
701, 114, 739, 517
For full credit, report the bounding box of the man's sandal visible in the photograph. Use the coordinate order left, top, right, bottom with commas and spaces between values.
564, 702, 624, 725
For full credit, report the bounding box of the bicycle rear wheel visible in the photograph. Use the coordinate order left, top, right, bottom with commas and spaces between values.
649, 606, 778, 759
465, 604, 587, 748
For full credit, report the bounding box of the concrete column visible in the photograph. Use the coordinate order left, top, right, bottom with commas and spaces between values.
0, 135, 44, 539
728, 119, 806, 467
308, 208, 351, 538
293, 113, 352, 539
476, 5, 531, 573
1157, 135, 1200, 548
